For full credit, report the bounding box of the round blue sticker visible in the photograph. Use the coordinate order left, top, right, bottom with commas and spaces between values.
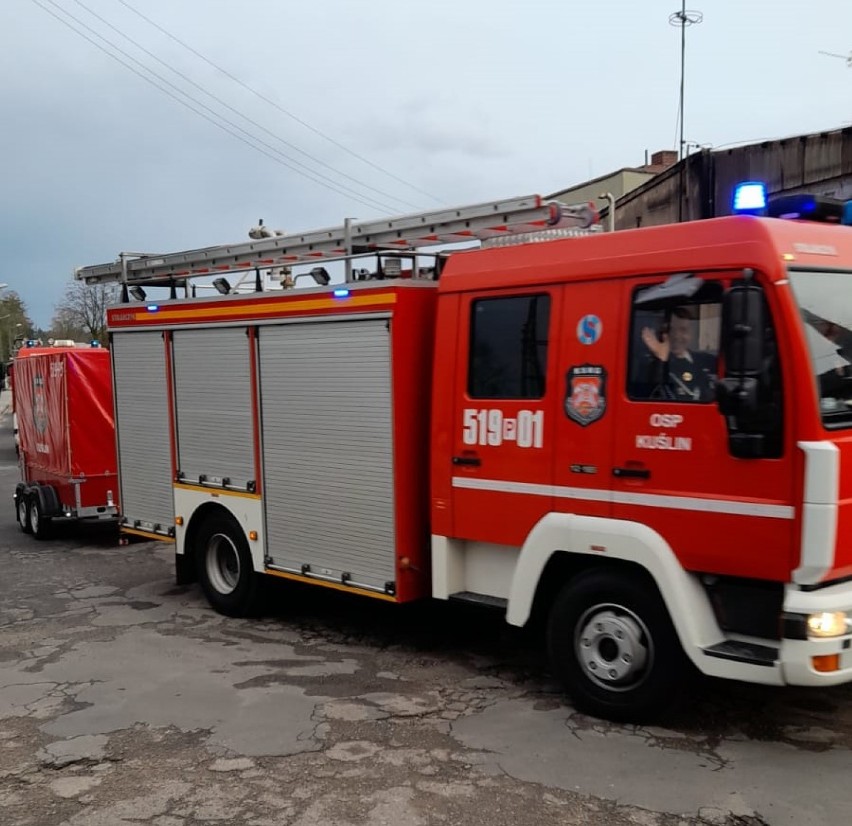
577, 314, 603, 345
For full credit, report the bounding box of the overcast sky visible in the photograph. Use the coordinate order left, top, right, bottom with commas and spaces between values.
1, 0, 850, 328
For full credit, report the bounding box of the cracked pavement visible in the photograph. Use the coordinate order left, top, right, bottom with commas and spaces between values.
1, 417, 851, 824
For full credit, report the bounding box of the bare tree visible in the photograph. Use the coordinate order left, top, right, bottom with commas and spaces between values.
50, 305, 87, 343
51, 281, 120, 345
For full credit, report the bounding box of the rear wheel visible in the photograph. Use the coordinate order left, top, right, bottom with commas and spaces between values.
547, 568, 689, 723
28, 494, 53, 540
16, 492, 31, 534
196, 513, 259, 617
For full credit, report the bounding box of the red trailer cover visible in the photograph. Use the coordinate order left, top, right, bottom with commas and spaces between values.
15, 348, 116, 479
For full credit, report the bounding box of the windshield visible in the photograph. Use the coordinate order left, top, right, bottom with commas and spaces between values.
788, 269, 852, 426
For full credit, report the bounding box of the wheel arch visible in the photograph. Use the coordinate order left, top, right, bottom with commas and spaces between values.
506, 512, 724, 665
525, 553, 659, 633
179, 501, 242, 584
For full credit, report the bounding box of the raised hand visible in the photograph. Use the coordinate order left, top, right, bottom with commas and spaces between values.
641, 326, 670, 361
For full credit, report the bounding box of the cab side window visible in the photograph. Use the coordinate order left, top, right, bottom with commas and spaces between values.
627, 285, 722, 403
468, 294, 550, 399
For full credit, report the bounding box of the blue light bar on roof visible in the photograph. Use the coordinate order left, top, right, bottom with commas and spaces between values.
768, 193, 842, 223
733, 182, 767, 213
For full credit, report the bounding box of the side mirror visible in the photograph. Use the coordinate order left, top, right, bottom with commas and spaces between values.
717, 277, 772, 457
716, 376, 758, 418
722, 281, 765, 377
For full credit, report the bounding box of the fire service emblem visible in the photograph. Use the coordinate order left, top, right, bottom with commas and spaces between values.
565, 365, 607, 426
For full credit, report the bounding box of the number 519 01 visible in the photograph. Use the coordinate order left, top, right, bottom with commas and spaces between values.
462, 408, 544, 448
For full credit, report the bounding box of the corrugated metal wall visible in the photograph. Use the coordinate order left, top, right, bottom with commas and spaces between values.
615, 127, 852, 229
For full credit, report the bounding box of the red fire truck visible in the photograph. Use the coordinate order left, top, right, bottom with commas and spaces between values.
76, 191, 852, 721
13, 344, 118, 538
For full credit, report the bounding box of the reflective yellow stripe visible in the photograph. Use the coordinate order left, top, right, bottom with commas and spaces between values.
265, 569, 397, 602
121, 292, 395, 324
122, 527, 175, 543
174, 482, 261, 500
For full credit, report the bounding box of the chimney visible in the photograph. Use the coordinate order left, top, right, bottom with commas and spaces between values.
641, 150, 679, 173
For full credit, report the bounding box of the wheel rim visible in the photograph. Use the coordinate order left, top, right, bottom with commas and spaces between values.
574, 603, 652, 692
205, 532, 241, 595
29, 500, 39, 534
17, 497, 27, 526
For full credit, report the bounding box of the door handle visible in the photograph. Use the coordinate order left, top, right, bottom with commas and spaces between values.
452, 456, 482, 467
612, 467, 650, 479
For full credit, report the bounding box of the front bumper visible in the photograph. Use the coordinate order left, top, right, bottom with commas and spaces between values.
781, 579, 852, 686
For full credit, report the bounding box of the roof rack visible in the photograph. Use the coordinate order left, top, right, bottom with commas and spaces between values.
75, 195, 598, 288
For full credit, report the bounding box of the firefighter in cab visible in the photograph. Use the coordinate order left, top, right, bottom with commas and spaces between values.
641, 306, 716, 402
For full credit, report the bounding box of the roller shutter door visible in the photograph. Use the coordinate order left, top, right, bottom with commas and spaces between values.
111, 331, 173, 531
172, 327, 254, 489
259, 318, 396, 591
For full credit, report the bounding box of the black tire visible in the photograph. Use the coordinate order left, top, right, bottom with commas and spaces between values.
195, 513, 259, 617
547, 568, 689, 723
16, 491, 32, 534
28, 494, 53, 540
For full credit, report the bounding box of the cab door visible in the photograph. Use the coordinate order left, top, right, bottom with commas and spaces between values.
552, 279, 623, 518
610, 273, 796, 581
450, 288, 561, 546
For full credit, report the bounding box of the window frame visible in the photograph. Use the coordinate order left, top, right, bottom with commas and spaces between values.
625, 279, 724, 404
466, 292, 552, 401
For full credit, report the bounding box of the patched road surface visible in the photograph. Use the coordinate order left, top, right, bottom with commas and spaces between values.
1, 420, 851, 825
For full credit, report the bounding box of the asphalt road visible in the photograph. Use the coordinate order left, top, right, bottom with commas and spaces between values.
1, 408, 851, 825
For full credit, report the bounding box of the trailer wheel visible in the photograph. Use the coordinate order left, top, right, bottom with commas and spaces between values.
16, 491, 32, 534
196, 513, 259, 617
547, 569, 688, 723
28, 494, 52, 540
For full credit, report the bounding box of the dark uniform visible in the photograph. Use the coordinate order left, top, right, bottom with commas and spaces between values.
664, 351, 716, 402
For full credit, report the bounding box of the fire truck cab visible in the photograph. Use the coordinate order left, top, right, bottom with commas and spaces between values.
431, 202, 852, 719
79, 190, 852, 721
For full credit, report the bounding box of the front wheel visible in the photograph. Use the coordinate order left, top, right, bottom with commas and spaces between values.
547, 568, 690, 723
196, 513, 259, 617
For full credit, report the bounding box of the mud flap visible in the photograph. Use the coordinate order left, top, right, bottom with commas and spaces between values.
175, 550, 196, 585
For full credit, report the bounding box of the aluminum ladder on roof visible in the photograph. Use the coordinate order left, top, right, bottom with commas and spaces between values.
74, 195, 598, 288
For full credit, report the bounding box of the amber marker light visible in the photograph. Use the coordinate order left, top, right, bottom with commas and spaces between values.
249, 531, 258, 541
175, 516, 184, 526
812, 654, 840, 673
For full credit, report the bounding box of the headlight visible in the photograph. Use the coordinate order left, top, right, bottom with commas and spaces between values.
807, 611, 849, 638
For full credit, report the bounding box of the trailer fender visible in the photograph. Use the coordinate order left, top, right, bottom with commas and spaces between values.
32, 484, 61, 517
505, 512, 724, 659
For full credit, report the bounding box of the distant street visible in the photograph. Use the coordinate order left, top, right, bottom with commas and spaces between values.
0, 403, 851, 826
